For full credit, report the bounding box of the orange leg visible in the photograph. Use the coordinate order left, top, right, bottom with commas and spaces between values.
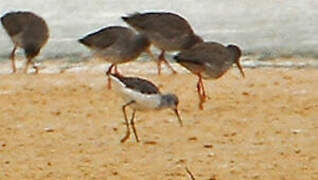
24, 58, 39, 74
114, 65, 121, 75
10, 46, 17, 73
146, 48, 162, 75
199, 75, 206, 98
157, 52, 163, 75
23, 58, 33, 74
106, 64, 116, 89
197, 74, 206, 110
146, 48, 155, 60
158, 50, 177, 75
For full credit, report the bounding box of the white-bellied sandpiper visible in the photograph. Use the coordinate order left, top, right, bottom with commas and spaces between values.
109, 73, 183, 143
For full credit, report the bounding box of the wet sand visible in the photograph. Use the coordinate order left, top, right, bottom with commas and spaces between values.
0, 63, 317, 179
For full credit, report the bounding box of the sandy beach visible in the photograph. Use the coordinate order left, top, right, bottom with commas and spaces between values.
0, 62, 317, 179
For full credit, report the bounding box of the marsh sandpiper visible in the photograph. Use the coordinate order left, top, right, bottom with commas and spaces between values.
109, 73, 183, 143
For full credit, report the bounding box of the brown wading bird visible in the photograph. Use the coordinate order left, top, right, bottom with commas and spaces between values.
109, 73, 183, 143
1, 11, 49, 74
174, 42, 245, 110
78, 26, 151, 89
122, 12, 203, 75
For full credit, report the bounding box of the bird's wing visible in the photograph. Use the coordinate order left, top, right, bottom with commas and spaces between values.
174, 42, 233, 76
79, 26, 134, 49
113, 74, 160, 94
1, 11, 43, 37
125, 13, 194, 39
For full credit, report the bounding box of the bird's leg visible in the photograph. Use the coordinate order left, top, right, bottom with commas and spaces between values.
159, 50, 177, 74
199, 75, 207, 109
10, 46, 17, 73
196, 75, 203, 99
157, 50, 163, 75
197, 80, 204, 110
199, 75, 206, 99
31, 61, 39, 74
23, 58, 33, 74
121, 103, 130, 143
196, 79, 202, 107
197, 74, 206, 110
145, 48, 159, 74
106, 64, 115, 89
146, 48, 156, 60
130, 110, 139, 143
120, 101, 135, 143
198, 75, 211, 99
114, 65, 120, 75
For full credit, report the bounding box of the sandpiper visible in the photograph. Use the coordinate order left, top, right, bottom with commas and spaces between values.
174, 42, 245, 110
122, 12, 203, 75
1, 11, 49, 74
78, 26, 151, 89
109, 73, 183, 143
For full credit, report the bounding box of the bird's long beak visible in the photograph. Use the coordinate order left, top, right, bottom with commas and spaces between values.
235, 60, 245, 78
174, 108, 183, 127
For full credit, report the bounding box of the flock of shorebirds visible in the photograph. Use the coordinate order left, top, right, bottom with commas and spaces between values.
1, 11, 245, 143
